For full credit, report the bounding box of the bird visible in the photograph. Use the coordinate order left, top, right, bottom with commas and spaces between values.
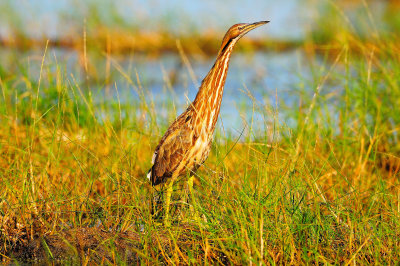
147, 21, 269, 225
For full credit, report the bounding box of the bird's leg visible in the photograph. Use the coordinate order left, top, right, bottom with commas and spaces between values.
163, 178, 174, 227
187, 175, 199, 221
151, 186, 163, 220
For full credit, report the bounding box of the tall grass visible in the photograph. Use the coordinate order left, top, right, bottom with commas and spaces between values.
1, 2, 400, 264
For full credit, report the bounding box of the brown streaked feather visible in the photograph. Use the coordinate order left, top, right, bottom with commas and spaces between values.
147, 21, 269, 186
149, 109, 198, 185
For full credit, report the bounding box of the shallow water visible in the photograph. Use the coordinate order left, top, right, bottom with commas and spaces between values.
1, 0, 393, 137
0, 47, 318, 136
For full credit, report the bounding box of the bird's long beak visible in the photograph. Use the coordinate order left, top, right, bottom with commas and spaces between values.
242, 20, 269, 34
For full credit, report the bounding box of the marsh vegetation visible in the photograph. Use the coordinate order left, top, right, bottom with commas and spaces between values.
0, 0, 399, 264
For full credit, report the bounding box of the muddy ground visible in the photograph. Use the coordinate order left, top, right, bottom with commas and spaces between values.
1, 223, 226, 264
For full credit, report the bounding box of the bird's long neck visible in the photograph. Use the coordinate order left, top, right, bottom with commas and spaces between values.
191, 41, 236, 132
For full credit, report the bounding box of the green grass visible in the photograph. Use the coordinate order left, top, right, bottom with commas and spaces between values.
1, 3, 400, 264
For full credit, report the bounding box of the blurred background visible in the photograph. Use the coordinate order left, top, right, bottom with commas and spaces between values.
0, 0, 399, 134
1, 0, 399, 42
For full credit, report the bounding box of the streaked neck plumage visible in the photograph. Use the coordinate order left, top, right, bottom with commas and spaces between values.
191, 39, 238, 132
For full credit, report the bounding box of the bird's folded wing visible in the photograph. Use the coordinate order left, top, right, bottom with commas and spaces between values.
151, 124, 194, 185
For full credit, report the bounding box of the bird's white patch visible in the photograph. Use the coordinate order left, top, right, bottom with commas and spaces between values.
147, 169, 151, 180
151, 152, 157, 164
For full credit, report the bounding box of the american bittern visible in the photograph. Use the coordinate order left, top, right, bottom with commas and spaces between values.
147, 21, 269, 225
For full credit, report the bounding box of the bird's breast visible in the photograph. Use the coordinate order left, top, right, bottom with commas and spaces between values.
190, 125, 212, 164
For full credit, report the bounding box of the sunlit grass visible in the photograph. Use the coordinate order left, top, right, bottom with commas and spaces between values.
1, 1, 400, 264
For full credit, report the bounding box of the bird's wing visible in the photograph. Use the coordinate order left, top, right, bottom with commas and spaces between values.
149, 118, 195, 185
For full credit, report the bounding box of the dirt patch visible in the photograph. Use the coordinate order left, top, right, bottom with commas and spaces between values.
2, 224, 222, 264
7, 228, 140, 263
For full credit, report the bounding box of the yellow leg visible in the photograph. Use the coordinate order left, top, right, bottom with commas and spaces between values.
187, 175, 199, 221
163, 179, 174, 227
151, 186, 163, 220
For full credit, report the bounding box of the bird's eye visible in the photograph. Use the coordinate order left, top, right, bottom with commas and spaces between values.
238, 26, 244, 31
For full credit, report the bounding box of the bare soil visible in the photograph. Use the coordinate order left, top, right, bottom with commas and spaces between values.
1, 223, 222, 264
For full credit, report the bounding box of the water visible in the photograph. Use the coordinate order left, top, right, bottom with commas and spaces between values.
91, 49, 312, 135
0, 0, 392, 136
0, 46, 313, 136
138, 50, 310, 134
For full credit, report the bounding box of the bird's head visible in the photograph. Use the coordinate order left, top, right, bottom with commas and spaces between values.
218, 21, 269, 56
